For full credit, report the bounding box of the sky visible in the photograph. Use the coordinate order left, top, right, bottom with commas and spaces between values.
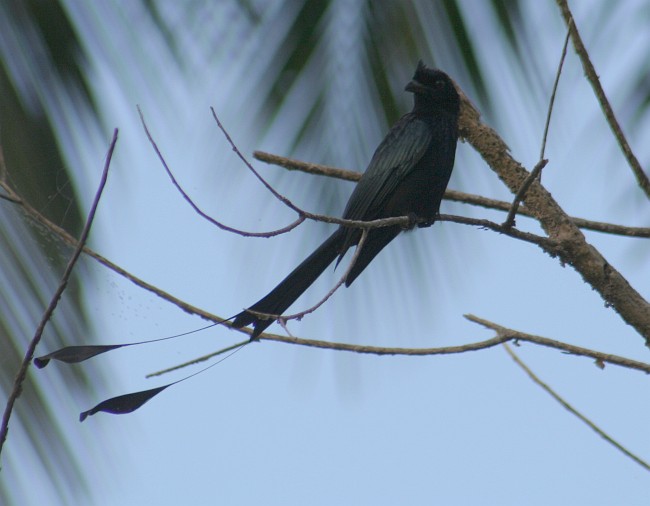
3, 1, 650, 505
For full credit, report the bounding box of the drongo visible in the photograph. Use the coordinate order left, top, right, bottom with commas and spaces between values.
233, 61, 460, 338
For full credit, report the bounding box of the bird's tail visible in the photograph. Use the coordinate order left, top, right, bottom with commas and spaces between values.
232, 229, 345, 339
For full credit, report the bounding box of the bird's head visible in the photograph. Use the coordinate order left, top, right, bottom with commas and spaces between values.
405, 60, 459, 116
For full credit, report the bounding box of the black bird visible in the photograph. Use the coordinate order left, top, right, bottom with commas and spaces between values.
233, 61, 460, 339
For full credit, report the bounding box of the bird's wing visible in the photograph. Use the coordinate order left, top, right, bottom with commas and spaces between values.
342, 114, 432, 221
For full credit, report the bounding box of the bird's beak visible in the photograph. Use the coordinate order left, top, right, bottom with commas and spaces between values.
405, 79, 428, 94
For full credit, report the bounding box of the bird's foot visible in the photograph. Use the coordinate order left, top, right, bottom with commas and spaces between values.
403, 212, 419, 230
417, 213, 438, 229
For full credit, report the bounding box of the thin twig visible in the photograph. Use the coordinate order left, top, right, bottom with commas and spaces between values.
503, 29, 570, 228
254, 150, 650, 238
143, 320, 650, 378
0, 145, 23, 204
168, 312, 650, 376
556, 0, 650, 198
242, 230, 370, 331
246, 229, 368, 328
1, 177, 220, 324
438, 214, 556, 249
465, 314, 650, 374
137, 107, 306, 238
211, 111, 419, 232
503, 159, 548, 228
146, 339, 249, 378
540, 28, 571, 161
144, 108, 429, 236
504, 343, 650, 472
0, 143, 7, 181
0, 129, 118, 457
0, 192, 22, 204
252, 328, 650, 373
211, 107, 304, 212
281, 229, 369, 324
254, 150, 356, 181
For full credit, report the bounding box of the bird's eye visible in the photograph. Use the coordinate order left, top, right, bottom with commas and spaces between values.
434, 80, 445, 89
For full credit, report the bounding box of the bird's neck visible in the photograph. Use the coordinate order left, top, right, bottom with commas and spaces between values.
412, 96, 457, 118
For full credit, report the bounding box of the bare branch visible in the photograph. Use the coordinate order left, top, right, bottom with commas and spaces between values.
0, 178, 219, 326
253, 150, 650, 239
211, 107, 304, 213
503, 159, 548, 228
0, 129, 118, 457
2, 165, 427, 341
457, 89, 650, 345
540, 28, 571, 161
280, 229, 369, 325
0, 145, 23, 204
138, 106, 306, 238
438, 213, 555, 248
465, 314, 650, 373
0, 191, 21, 204
241, 230, 371, 333
146, 316, 650, 378
0, 142, 6, 182
254, 150, 356, 181
556, 0, 650, 198
143, 108, 435, 237
503, 29, 570, 228
504, 343, 650, 473
146, 339, 249, 378
214, 113, 432, 234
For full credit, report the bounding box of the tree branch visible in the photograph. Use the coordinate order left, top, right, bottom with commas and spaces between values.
556, 0, 650, 198
138, 106, 307, 238
264, 229, 370, 329
253, 150, 650, 239
438, 214, 555, 248
0, 129, 118, 457
465, 314, 650, 373
0, 179, 218, 327
503, 28, 570, 228
457, 89, 650, 345
256, 323, 650, 374
142, 108, 437, 236
504, 343, 650, 472
503, 159, 548, 228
